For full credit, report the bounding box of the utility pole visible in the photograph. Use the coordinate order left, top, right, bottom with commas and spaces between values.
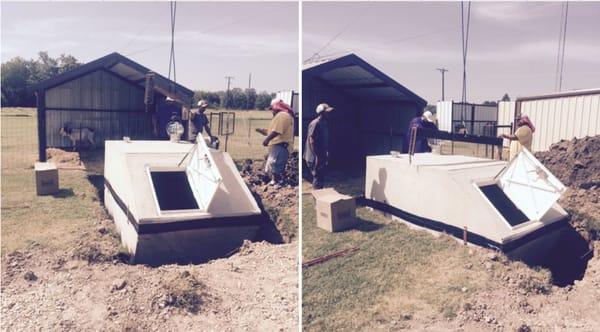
436, 68, 448, 101
248, 73, 252, 89
224, 76, 234, 109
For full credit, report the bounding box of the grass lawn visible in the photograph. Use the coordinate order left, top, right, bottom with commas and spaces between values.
1, 107, 297, 253
301, 171, 543, 331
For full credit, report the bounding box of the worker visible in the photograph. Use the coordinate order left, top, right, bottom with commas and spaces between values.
402, 110, 438, 153
304, 103, 333, 189
260, 98, 295, 186
157, 96, 182, 139
189, 99, 215, 142
500, 114, 535, 161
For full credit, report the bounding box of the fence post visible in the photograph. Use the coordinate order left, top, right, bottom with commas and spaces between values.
36, 90, 47, 162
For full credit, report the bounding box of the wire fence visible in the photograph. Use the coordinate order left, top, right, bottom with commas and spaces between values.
2, 108, 39, 170
1, 108, 292, 170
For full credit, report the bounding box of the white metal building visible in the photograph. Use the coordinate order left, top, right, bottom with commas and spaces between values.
436, 101, 498, 136
497, 89, 600, 152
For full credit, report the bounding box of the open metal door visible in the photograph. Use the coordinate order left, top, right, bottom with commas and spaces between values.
496, 148, 566, 221
186, 138, 222, 211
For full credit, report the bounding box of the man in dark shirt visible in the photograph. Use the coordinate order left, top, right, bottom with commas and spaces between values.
189, 100, 214, 142
304, 103, 333, 189
402, 110, 438, 153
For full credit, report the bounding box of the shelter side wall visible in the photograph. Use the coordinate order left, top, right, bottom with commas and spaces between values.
45, 69, 150, 148
359, 101, 418, 156
302, 76, 361, 167
520, 93, 600, 152
365, 157, 508, 243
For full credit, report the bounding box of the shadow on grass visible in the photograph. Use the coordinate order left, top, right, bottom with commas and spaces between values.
86, 174, 105, 204
52, 188, 74, 198
353, 217, 384, 232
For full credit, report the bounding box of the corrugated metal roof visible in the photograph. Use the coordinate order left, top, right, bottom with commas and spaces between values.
35, 52, 194, 105
303, 53, 426, 106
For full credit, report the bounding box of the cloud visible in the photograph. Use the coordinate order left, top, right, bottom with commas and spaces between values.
473, 2, 558, 23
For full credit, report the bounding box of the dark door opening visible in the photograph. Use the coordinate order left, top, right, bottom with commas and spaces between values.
150, 171, 199, 211
479, 184, 529, 226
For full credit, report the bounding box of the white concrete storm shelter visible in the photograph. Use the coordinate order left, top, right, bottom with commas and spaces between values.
104, 138, 263, 265
364, 150, 569, 261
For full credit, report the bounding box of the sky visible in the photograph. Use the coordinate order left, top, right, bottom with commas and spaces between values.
1, 1, 299, 93
304, 2, 600, 105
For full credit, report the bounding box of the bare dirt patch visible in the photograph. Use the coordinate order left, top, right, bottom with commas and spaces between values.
1, 218, 298, 331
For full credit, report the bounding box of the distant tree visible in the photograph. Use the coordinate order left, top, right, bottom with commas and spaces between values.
193, 90, 221, 108
483, 101, 498, 106
501, 93, 511, 102
1, 52, 81, 106
255, 91, 274, 110
1, 57, 36, 106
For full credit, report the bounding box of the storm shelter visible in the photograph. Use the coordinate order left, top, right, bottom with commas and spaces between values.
104, 138, 263, 265
364, 149, 569, 261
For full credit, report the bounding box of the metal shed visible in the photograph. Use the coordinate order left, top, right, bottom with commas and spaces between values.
497, 88, 600, 152
302, 53, 427, 168
34, 52, 195, 161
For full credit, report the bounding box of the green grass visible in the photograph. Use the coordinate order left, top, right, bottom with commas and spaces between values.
1, 168, 107, 253
0, 107, 297, 253
302, 173, 497, 330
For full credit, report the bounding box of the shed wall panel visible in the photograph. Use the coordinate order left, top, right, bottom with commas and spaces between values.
519, 93, 600, 152
46, 110, 154, 148
45, 70, 144, 110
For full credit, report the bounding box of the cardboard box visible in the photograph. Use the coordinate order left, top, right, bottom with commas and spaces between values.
312, 188, 356, 232
34, 162, 59, 195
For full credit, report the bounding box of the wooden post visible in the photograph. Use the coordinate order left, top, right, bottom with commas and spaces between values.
36, 90, 47, 162
463, 226, 468, 245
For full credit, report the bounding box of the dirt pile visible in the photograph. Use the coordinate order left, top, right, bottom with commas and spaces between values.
242, 151, 299, 187
535, 135, 600, 241
241, 152, 298, 242
1, 218, 298, 331
535, 135, 600, 189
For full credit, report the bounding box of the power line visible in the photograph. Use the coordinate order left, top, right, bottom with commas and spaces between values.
460, 2, 472, 128
168, 1, 177, 88
309, 25, 461, 62
559, 2, 569, 92
306, 2, 373, 62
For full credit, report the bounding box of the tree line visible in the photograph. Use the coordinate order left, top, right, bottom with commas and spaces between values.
1, 52, 81, 106
1, 52, 277, 110
193, 89, 275, 110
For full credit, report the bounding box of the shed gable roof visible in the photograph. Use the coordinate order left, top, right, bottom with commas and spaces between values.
35, 52, 194, 105
303, 53, 427, 107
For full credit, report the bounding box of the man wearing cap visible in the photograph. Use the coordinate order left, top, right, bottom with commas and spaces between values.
304, 103, 333, 189
500, 114, 535, 161
402, 110, 438, 153
189, 100, 214, 142
260, 98, 295, 185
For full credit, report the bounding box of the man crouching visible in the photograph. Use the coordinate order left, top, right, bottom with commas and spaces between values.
260, 98, 294, 186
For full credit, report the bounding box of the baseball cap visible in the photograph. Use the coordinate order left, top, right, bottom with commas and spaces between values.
316, 103, 334, 114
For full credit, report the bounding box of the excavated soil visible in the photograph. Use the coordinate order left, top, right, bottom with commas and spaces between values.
536, 136, 600, 242
442, 135, 600, 331
1, 218, 298, 331
242, 152, 299, 242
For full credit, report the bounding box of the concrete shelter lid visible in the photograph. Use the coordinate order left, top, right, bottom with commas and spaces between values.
497, 148, 566, 221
